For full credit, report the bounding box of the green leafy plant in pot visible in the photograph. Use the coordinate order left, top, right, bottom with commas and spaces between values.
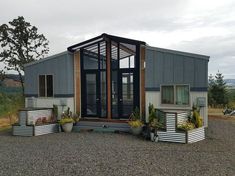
148, 103, 162, 142
128, 107, 143, 135
59, 107, 76, 132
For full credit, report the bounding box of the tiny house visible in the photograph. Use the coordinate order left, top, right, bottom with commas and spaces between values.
24, 33, 209, 130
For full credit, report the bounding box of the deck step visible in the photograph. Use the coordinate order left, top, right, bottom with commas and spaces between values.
73, 121, 130, 132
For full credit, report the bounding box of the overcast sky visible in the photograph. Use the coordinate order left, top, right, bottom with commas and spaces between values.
0, 0, 235, 78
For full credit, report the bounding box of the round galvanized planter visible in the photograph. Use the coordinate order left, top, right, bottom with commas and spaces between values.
62, 122, 73, 132
130, 126, 143, 135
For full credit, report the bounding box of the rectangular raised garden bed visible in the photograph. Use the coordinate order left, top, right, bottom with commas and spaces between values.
12, 123, 59, 136
156, 110, 205, 144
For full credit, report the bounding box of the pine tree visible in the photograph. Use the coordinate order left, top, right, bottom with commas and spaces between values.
208, 71, 228, 107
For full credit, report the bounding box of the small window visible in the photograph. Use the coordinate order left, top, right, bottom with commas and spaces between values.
161, 85, 189, 105
176, 85, 189, 105
39, 75, 46, 97
161, 86, 174, 104
39, 75, 53, 97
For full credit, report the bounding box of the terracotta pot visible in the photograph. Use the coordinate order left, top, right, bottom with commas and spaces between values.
62, 122, 73, 132
130, 126, 143, 135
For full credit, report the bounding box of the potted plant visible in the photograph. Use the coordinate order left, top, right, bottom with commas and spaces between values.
148, 103, 162, 142
59, 108, 75, 132
72, 112, 80, 125
128, 107, 143, 135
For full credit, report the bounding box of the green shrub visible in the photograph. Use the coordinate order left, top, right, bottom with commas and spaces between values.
178, 122, 195, 131
192, 109, 203, 128
129, 107, 140, 121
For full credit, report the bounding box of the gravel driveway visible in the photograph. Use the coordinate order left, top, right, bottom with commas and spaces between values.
0, 118, 234, 176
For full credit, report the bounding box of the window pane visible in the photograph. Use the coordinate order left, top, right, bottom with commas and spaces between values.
130, 56, 135, 68
111, 41, 118, 69
161, 86, 174, 104
119, 57, 129, 68
39, 75, 45, 97
47, 75, 53, 97
176, 85, 189, 105
83, 52, 98, 70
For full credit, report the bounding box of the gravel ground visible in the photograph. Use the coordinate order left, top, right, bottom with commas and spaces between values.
0, 118, 234, 176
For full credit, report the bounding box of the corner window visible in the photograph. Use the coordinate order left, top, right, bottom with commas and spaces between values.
161, 85, 189, 105
39, 75, 53, 97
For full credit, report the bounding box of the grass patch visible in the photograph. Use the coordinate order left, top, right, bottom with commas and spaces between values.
0, 93, 24, 118
0, 90, 24, 131
0, 126, 11, 132
208, 108, 223, 116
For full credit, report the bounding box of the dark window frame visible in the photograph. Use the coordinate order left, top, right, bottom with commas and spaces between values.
161, 84, 190, 106
38, 74, 54, 97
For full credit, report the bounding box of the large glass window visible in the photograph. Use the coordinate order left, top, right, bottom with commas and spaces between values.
39, 75, 53, 97
161, 85, 189, 105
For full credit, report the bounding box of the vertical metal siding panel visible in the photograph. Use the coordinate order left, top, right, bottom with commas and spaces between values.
194, 59, 204, 87
163, 53, 174, 84
155, 51, 164, 88
173, 55, 184, 83
145, 49, 154, 88
24, 67, 38, 95
183, 57, 194, 87
67, 53, 74, 94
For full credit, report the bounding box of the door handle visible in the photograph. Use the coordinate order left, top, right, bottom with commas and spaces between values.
96, 98, 100, 101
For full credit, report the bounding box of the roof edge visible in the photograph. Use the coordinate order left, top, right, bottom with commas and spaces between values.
67, 33, 146, 53
24, 51, 68, 68
146, 46, 210, 60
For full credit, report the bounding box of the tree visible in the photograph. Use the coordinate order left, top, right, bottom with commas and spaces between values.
0, 16, 49, 93
0, 69, 6, 86
208, 71, 228, 107
208, 74, 215, 106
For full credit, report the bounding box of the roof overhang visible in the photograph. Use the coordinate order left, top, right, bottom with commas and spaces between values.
67, 33, 146, 53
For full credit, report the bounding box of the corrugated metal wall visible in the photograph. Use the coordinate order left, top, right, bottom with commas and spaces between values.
24, 52, 74, 97
145, 46, 209, 90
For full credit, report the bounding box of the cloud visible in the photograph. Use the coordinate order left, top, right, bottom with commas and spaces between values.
0, 0, 235, 78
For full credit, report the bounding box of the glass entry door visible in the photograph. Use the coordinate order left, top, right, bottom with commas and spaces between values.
112, 70, 135, 119
120, 71, 134, 118
83, 72, 99, 117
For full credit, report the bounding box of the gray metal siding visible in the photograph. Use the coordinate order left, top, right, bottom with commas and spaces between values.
24, 52, 74, 96
145, 47, 209, 90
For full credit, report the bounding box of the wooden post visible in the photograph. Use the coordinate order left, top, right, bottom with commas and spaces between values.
106, 40, 111, 119
74, 51, 81, 115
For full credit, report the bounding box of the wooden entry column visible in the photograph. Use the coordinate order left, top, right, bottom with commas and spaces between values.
74, 51, 81, 115
106, 40, 111, 119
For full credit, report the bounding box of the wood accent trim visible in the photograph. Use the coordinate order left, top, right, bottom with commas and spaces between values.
140, 46, 146, 117
74, 51, 81, 114
106, 40, 111, 119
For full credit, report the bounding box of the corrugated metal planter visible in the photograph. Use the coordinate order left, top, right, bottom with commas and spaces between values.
157, 127, 205, 144
34, 124, 59, 136
155, 110, 205, 144
12, 123, 59, 136
187, 127, 205, 143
